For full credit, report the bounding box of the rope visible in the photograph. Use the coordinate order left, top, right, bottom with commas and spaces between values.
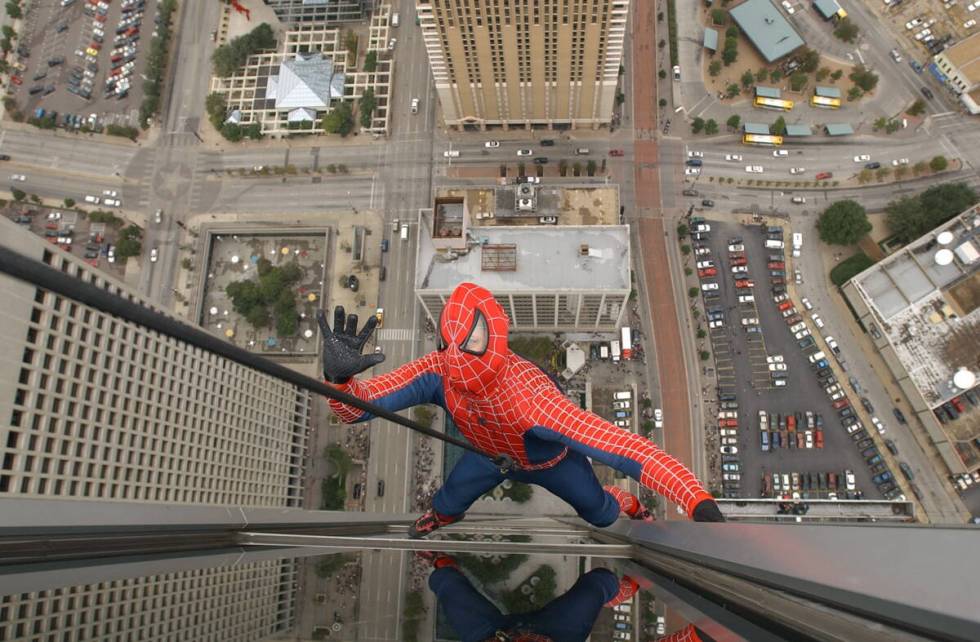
0, 246, 515, 472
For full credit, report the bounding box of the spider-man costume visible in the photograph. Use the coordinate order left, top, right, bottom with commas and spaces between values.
322, 282, 722, 534
421, 552, 704, 642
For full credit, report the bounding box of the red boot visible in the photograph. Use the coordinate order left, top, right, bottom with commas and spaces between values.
604, 485, 654, 522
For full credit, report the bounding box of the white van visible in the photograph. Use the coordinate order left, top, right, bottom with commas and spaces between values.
808, 351, 826, 363
613, 391, 632, 400
765, 239, 785, 249
391, 12, 399, 27
400, 223, 409, 241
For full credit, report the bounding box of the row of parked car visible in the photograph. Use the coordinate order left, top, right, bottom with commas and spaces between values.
761, 470, 864, 501
934, 389, 978, 424
758, 410, 825, 451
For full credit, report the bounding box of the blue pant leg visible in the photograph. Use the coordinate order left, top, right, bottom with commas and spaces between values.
429, 566, 510, 642
514, 451, 621, 527
432, 451, 505, 517
515, 569, 621, 642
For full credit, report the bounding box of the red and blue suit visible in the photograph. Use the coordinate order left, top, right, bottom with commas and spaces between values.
328, 282, 717, 527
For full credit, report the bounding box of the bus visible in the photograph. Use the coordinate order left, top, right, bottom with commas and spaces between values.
742, 134, 783, 146
810, 95, 842, 109
753, 96, 794, 111
620, 327, 632, 360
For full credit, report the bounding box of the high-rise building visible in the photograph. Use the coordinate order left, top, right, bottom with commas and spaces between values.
417, 0, 630, 130
263, 0, 368, 25
0, 217, 310, 507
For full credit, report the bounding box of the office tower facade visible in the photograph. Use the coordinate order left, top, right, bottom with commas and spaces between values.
263, 0, 368, 25
0, 218, 310, 507
417, 0, 630, 130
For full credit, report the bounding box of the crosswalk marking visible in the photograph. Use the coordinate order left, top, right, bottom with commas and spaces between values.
377, 328, 416, 341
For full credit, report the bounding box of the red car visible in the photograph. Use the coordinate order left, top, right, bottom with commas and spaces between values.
10, 75, 22, 85
833, 398, 850, 410
815, 171, 833, 180
718, 418, 738, 428
768, 261, 785, 270
778, 301, 794, 311
771, 277, 785, 285
735, 279, 754, 289
785, 314, 802, 325
815, 430, 824, 448
796, 432, 806, 449
89, 41, 102, 51
95, 13, 107, 23
787, 416, 796, 431
730, 257, 748, 267
951, 396, 966, 413
609, 149, 624, 157
698, 268, 717, 278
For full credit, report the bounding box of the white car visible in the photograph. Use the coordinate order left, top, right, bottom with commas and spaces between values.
731, 265, 748, 274
915, 29, 931, 41
781, 0, 795, 14
801, 297, 813, 310
102, 189, 118, 197
149, 248, 158, 263
694, 223, 710, 232
516, 149, 533, 156
695, 247, 711, 256
685, 167, 701, 176
890, 158, 910, 166
154, 209, 163, 224
967, 19, 978, 29
769, 363, 787, 371
854, 154, 871, 162
484, 140, 500, 148
720, 428, 737, 437
772, 149, 789, 157
741, 317, 759, 326
410, 97, 420, 113
728, 243, 744, 252
872, 416, 886, 434
844, 470, 856, 491
654, 408, 663, 428
525, 176, 541, 184
721, 437, 738, 446
745, 165, 764, 173
846, 422, 862, 434
789, 167, 805, 175
10, 173, 27, 182
103, 198, 121, 207
830, 390, 845, 400
701, 282, 719, 291
805, 432, 814, 448
47, 211, 62, 220
709, 319, 724, 328
106, 245, 115, 263
84, 195, 101, 204
725, 154, 743, 161
688, 150, 704, 158
826, 384, 841, 395
696, 260, 714, 269
720, 445, 738, 455
672, 65, 681, 80
794, 329, 810, 340
388, 38, 397, 50
767, 355, 784, 363
613, 401, 631, 410
905, 17, 923, 30
789, 322, 807, 333
971, 3, 979, 12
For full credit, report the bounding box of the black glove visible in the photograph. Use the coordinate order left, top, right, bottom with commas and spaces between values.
317, 306, 384, 384
692, 499, 726, 522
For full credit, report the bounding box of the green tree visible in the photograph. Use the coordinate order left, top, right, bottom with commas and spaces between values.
221, 122, 243, 142
816, 200, 871, 245
725, 83, 740, 98
849, 65, 879, 92
907, 99, 926, 116
913, 160, 929, 175
830, 252, 875, 286
704, 119, 719, 135
6, 2, 21, 19
815, 66, 831, 81
708, 60, 722, 77
658, 68, 667, 79
659, 98, 668, 107
830, 69, 843, 81
63, 198, 75, 208
771, 116, 787, 136
722, 36, 738, 65
885, 183, 978, 243
314, 554, 354, 579
872, 116, 888, 131
847, 86, 863, 102
358, 88, 376, 128
11, 188, 26, 201
740, 69, 754, 88
726, 114, 741, 131
212, 23, 277, 76
798, 47, 820, 73
711, 8, 727, 25
875, 166, 891, 182
363, 50, 378, 72
586, 159, 598, 175
700, 350, 710, 361
725, 25, 739, 38
755, 68, 768, 83
322, 102, 354, 136
688, 287, 699, 298
205, 92, 228, 129
834, 18, 859, 43
929, 155, 948, 172
770, 69, 783, 82
691, 117, 704, 134
789, 71, 807, 92
857, 168, 873, 184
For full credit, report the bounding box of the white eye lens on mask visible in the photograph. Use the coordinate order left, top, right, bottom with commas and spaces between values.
461, 311, 488, 355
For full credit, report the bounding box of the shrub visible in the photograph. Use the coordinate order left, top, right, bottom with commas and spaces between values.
830, 252, 874, 286
929, 155, 948, 172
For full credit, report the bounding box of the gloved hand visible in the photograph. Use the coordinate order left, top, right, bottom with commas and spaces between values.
317, 306, 384, 384
692, 498, 726, 522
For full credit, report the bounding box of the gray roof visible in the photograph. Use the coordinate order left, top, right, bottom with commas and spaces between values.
755, 85, 781, 98
785, 124, 812, 136
418, 225, 631, 292
825, 123, 854, 135
812, 0, 842, 19
266, 53, 345, 110
815, 85, 842, 98
729, 0, 806, 63
744, 122, 771, 135
704, 28, 719, 51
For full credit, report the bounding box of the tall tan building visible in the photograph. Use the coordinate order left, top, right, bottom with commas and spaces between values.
417, 0, 629, 130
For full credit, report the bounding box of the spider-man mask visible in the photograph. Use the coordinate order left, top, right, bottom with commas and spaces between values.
438, 283, 510, 396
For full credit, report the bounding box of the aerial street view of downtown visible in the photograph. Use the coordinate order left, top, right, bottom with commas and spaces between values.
1, 1, 980, 641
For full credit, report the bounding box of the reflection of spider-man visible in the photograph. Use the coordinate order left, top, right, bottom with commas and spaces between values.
422, 553, 703, 642
319, 282, 723, 537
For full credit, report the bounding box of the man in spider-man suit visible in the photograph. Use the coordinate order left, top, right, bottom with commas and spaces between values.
319, 282, 723, 537
419, 551, 706, 642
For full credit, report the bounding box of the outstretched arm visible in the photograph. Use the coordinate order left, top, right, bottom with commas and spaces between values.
328, 351, 447, 423
526, 385, 714, 518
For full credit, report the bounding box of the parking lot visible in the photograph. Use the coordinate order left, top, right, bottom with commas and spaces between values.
2, 202, 128, 275
693, 220, 884, 501
10, 0, 158, 130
